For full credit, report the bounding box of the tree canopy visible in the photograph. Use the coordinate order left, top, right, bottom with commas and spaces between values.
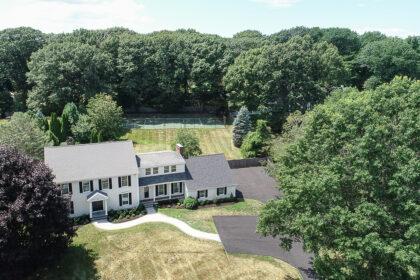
172, 129, 202, 157
257, 77, 420, 280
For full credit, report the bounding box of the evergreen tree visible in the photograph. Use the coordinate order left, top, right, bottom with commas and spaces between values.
90, 130, 97, 143
47, 130, 59, 146
232, 106, 251, 147
49, 112, 61, 142
97, 131, 102, 143
62, 102, 79, 125
241, 120, 272, 158
60, 113, 71, 142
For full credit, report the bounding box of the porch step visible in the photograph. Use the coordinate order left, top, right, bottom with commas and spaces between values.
91, 215, 107, 221
145, 206, 157, 214
143, 201, 157, 207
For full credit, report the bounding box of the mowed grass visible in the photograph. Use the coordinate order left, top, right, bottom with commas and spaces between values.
38, 223, 301, 280
121, 125, 242, 160
158, 199, 263, 233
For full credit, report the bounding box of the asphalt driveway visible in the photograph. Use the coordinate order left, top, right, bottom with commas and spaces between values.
231, 166, 281, 202
214, 216, 319, 280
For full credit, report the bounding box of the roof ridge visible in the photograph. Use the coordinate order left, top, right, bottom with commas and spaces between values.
136, 150, 176, 155
187, 153, 225, 159
44, 140, 133, 149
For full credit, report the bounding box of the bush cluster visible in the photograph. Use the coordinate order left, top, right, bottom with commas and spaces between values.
157, 198, 181, 207
183, 197, 198, 209
108, 204, 146, 222
72, 214, 90, 226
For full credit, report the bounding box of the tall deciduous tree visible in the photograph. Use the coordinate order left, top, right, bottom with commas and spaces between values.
86, 93, 124, 141
0, 112, 52, 160
26, 42, 113, 113
258, 77, 420, 280
232, 106, 251, 147
0, 145, 75, 279
172, 128, 202, 157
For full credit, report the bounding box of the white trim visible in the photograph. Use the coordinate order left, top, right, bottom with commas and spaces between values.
87, 192, 108, 202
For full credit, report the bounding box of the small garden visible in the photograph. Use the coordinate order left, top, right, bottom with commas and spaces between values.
107, 204, 146, 223
157, 193, 238, 210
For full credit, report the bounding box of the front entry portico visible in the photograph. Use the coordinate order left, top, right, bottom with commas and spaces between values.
87, 190, 109, 219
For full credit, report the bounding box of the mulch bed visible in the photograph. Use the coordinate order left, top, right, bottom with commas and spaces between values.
159, 201, 237, 210
109, 214, 145, 223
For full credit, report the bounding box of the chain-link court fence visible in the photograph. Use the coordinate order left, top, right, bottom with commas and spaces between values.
123, 117, 225, 129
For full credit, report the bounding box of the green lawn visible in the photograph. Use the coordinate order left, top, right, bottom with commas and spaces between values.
158, 199, 263, 233
121, 125, 243, 160
37, 223, 301, 280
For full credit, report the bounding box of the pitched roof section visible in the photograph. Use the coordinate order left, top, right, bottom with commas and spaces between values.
87, 190, 108, 201
138, 172, 190, 186
44, 141, 138, 183
184, 154, 237, 191
137, 150, 185, 168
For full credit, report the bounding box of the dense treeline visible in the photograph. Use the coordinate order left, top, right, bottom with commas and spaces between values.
0, 26, 419, 130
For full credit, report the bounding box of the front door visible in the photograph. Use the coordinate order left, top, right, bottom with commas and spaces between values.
92, 200, 104, 212
144, 187, 149, 198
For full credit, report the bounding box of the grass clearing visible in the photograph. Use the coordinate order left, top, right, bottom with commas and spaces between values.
38, 223, 300, 280
158, 199, 263, 233
121, 125, 242, 160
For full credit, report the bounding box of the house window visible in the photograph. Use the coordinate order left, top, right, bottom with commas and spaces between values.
121, 193, 130, 205
101, 179, 109, 189
198, 190, 207, 198
62, 183, 70, 195
145, 168, 151, 175
82, 181, 90, 192
217, 187, 227, 196
121, 176, 129, 187
171, 182, 180, 194
144, 187, 149, 198
157, 184, 165, 196
164, 166, 170, 173
153, 167, 159, 174
70, 201, 74, 214
171, 165, 176, 172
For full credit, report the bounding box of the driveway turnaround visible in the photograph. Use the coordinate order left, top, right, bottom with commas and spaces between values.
231, 166, 282, 202
214, 216, 319, 280
93, 213, 221, 242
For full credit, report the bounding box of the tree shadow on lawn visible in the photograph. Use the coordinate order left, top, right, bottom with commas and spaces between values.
31, 244, 99, 280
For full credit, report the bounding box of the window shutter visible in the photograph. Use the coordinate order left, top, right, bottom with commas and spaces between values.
128, 176, 131, 186
69, 183, 73, 194
119, 194, 122, 206
171, 183, 174, 194
79, 182, 82, 193
98, 179, 102, 190
118, 177, 121, 188
90, 180, 93, 192
109, 178, 112, 189
155, 185, 158, 196
164, 184, 167, 195
180, 182, 183, 193
129, 193, 132, 205
224, 187, 227, 195
70, 201, 74, 214
205, 190, 208, 197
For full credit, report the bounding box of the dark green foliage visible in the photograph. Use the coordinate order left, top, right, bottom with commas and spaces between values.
0, 145, 75, 279
0, 112, 52, 159
60, 113, 71, 142
71, 114, 93, 144
72, 215, 90, 226
0, 89, 12, 117
107, 204, 146, 222
258, 77, 420, 280
49, 112, 61, 141
232, 106, 251, 147
241, 120, 272, 158
47, 130, 60, 146
62, 102, 79, 125
320, 27, 360, 56
184, 197, 198, 209
89, 130, 98, 143
97, 131, 103, 143
172, 128, 202, 157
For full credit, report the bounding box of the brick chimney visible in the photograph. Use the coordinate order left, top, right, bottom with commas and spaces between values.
176, 143, 184, 156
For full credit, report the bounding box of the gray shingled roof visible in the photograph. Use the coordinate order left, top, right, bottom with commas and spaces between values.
138, 172, 189, 186
184, 154, 237, 191
137, 151, 185, 168
44, 141, 138, 183
87, 190, 108, 200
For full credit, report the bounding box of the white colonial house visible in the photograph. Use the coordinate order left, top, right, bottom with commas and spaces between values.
44, 141, 237, 220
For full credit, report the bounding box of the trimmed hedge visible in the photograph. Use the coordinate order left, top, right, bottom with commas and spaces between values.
108, 204, 146, 222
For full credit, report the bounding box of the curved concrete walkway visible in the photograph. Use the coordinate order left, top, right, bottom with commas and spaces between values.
93, 213, 221, 242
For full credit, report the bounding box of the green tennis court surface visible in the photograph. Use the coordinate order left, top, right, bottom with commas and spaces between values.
124, 117, 224, 129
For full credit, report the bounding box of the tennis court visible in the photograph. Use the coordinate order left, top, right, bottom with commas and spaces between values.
124, 117, 224, 129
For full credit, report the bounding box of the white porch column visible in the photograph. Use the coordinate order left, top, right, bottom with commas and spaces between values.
104, 199, 108, 215
89, 202, 92, 218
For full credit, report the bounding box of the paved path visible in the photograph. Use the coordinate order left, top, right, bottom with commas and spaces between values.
214, 216, 319, 280
231, 166, 282, 202
93, 213, 221, 242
